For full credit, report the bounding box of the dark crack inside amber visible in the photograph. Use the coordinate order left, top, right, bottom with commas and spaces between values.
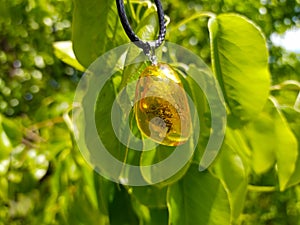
134, 63, 192, 146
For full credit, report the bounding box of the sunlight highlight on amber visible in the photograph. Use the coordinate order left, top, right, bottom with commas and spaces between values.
134, 63, 192, 146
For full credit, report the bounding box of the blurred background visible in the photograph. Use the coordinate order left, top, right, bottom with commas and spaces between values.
0, 0, 299, 224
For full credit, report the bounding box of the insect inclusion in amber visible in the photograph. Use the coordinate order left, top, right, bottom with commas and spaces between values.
134, 63, 192, 146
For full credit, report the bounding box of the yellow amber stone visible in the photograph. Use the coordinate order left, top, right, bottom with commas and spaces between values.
134, 63, 192, 146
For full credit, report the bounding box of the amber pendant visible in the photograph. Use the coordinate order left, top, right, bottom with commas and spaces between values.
134, 63, 192, 146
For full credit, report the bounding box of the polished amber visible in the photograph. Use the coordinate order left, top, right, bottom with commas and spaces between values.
134, 63, 191, 146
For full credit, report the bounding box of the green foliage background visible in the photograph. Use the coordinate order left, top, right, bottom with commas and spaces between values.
0, 0, 300, 224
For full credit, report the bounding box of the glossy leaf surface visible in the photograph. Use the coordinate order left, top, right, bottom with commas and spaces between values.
167, 165, 231, 225
209, 14, 271, 122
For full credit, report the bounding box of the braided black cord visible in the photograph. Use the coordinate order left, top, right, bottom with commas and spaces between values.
116, 0, 166, 54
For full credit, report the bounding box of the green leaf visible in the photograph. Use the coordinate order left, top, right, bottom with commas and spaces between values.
129, 185, 167, 208
179, 64, 226, 168
1, 116, 23, 148
80, 169, 114, 224
243, 98, 298, 191
177, 66, 210, 164
211, 128, 248, 221
94, 73, 124, 163
0, 116, 12, 160
209, 14, 271, 122
53, 41, 85, 71
131, 198, 169, 225
140, 141, 194, 187
72, 0, 127, 67
109, 186, 139, 225
167, 165, 231, 225
94, 174, 115, 214
72, 0, 158, 68
281, 107, 300, 187
243, 112, 277, 174
135, 11, 159, 41
68, 185, 110, 225
93, 72, 149, 183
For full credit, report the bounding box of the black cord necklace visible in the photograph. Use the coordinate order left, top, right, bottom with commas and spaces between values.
116, 0, 166, 57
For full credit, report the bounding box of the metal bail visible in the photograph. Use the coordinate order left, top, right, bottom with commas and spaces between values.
144, 42, 158, 66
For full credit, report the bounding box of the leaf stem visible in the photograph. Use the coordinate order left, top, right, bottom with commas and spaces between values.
247, 185, 277, 192
270, 80, 300, 91
268, 95, 281, 109
170, 12, 216, 32
126, 0, 137, 23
